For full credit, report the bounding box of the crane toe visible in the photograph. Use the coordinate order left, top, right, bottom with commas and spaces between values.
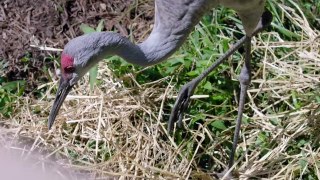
168, 79, 198, 133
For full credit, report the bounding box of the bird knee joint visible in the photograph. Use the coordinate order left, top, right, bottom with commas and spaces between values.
239, 73, 251, 86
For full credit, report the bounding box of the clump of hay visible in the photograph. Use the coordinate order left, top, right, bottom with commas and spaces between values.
1, 2, 319, 179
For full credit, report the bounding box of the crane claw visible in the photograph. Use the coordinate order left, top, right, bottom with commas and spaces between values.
168, 79, 199, 133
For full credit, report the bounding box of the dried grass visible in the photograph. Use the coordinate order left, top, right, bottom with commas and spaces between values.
1, 2, 320, 180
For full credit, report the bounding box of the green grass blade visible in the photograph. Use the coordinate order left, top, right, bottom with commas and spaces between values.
79, 24, 96, 34
96, 20, 105, 32
89, 65, 98, 91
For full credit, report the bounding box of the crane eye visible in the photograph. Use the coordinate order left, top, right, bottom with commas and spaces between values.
64, 66, 75, 73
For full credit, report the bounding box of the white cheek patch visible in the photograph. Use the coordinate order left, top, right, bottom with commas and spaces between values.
55, 69, 61, 78
69, 73, 79, 85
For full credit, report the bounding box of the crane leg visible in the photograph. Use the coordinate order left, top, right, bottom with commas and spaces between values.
168, 11, 272, 130
168, 9, 272, 178
168, 11, 272, 133
228, 36, 251, 169
168, 35, 249, 133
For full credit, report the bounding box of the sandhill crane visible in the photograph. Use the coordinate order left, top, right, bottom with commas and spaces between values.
48, 0, 272, 175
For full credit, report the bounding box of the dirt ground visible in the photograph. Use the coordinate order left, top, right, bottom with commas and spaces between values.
0, 0, 154, 91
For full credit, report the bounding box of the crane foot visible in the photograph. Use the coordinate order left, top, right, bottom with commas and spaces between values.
167, 79, 199, 133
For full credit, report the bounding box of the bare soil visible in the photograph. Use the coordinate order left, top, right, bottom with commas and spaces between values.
0, 0, 154, 92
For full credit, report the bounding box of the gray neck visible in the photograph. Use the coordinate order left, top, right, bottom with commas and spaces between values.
113, 32, 181, 66
111, 0, 217, 66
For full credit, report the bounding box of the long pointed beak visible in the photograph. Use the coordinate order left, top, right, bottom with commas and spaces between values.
48, 79, 73, 129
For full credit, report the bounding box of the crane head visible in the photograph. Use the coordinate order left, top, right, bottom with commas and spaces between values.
48, 36, 95, 129
48, 33, 106, 129
48, 53, 78, 129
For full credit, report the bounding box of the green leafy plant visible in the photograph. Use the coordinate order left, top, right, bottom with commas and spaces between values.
0, 77, 25, 117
